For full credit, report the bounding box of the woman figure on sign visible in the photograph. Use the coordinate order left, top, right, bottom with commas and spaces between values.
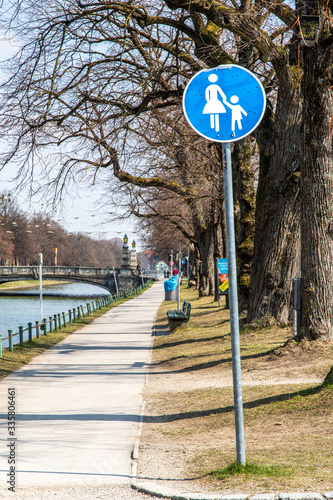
203, 74, 227, 133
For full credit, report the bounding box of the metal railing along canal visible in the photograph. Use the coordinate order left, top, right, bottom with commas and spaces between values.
0, 282, 151, 356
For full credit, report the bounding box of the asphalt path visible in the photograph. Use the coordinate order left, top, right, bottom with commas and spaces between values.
0, 281, 165, 492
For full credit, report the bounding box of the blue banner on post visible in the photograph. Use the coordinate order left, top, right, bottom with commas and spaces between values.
217, 258, 229, 295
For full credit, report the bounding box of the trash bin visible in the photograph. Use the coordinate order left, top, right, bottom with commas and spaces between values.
164, 276, 178, 301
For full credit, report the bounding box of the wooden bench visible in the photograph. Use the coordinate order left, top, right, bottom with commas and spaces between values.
167, 300, 191, 332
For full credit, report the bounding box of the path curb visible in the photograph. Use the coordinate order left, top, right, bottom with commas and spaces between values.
131, 484, 333, 500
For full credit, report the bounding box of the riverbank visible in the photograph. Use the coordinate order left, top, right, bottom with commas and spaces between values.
137, 283, 333, 495
0, 279, 70, 290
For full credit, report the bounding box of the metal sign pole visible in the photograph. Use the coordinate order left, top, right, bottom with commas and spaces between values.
39, 253, 43, 323
223, 143, 246, 465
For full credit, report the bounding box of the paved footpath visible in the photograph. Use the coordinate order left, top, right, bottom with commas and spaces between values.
0, 281, 165, 494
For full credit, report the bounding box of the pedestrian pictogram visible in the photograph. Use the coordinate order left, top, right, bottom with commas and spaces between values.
183, 64, 266, 143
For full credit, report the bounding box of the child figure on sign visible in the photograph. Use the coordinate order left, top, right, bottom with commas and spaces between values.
224, 95, 247, 136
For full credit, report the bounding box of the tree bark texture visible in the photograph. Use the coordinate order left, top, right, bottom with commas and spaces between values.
300, 44, 333, 340
232, 137, 256, 309
248, 81, 302, 325
195, 219, 216, 296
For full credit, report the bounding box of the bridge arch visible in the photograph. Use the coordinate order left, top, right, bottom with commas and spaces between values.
0, 266, 119, 294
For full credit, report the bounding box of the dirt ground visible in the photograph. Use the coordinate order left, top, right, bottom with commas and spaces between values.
136, 300, 333, 497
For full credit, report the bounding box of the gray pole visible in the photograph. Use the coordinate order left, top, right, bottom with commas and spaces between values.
223, 143, 246, 465
39, 253, 43, 323
113, 267, 119, 294
216, 257, 221, 307
177, 249, 181, 312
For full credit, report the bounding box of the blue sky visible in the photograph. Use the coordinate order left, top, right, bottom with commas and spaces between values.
0, 37, 139, 247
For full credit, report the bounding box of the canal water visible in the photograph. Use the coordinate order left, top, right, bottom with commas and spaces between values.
0, 282, 109, 348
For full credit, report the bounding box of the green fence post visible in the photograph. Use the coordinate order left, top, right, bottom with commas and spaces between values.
28, 323, 32, 342
57, 313, 61, 329
53, 315, 57, 331
28, 322, 33, 342
73, 308, 76, 322
80, 305, 85, 318
8, 330, 13, 352
36, 321, 40, 339
62, 312, 67, 327
43, 318, 47, 335
49, 317, 53, 333
19, 326, 24, 347
77, 306, 81, 319
69, 310, 72, 324
0, 333, 2, 358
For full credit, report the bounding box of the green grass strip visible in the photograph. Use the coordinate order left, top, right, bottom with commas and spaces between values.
208, 460, 292, 480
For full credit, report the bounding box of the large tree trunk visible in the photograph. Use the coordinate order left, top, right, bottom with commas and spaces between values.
300, 44, 333, 340
232, 137, 256, 309
248, 69, 302, 325
195, 219, 216, 296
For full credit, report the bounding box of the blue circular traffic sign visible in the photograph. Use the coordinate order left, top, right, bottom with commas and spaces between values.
183, 64, 266, 143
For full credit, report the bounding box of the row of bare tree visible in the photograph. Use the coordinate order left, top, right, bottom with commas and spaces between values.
0, 0, 332, 340
0, 194, 123, 267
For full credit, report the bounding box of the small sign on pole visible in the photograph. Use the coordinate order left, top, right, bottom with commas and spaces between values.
53, 247, 58, 266
218, 258, 229, 295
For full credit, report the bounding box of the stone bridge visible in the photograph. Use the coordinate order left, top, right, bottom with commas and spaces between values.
0, 266, 147, 294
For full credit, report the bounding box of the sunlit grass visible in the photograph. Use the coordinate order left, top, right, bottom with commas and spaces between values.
142, 282, 333, 492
